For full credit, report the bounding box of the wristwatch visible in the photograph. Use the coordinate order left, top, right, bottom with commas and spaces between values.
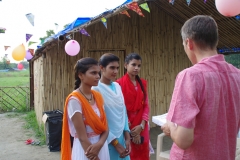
140, 123, 144, 130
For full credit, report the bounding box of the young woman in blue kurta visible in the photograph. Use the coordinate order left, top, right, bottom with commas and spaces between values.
92, 53, 131, 160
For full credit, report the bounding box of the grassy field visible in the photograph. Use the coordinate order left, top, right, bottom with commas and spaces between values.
0, 70, 30, 112
0, 70, 29, 87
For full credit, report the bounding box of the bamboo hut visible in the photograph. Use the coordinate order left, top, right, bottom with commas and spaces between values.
30, 0, 240, 126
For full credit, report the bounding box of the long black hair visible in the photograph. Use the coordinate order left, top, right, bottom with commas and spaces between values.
125, 53, 146, 100
74, 57, 98, 90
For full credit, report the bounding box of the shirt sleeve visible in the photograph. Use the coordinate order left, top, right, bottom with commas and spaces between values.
67, 97, 82, 119
167, 70, 200, 129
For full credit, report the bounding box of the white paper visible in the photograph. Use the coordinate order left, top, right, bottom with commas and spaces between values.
152, 113, 167, 126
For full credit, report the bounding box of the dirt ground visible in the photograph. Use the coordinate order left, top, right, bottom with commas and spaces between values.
0, 112, 172, 160
0, 113, 60, 160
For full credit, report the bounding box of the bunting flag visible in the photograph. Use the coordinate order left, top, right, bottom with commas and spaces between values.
169, 0, 175, 5
28, 49, 34, 56
54, 23, 59, 31
140, 3, 150, 13
4, 46, 10, 51
101, 17, 107, 28
120, 10, 131, 18
66, 34, 72, 40
186, 0, 191, 6
40, 38, 45, 44
80, 28, 90, 36
25, 13, 35, 26
126, 2, 145, 17
26, 34, 33, 42
0, 27, 6, 33
28, 41, 37, 47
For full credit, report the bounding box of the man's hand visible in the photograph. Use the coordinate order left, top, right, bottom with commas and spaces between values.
161, 122, 171, 136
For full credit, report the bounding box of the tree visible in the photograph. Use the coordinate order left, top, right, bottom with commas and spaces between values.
63, 24, 70, 29
39, 29, 55, 43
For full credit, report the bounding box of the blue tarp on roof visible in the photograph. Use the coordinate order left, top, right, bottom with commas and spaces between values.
38, 0, 132, 49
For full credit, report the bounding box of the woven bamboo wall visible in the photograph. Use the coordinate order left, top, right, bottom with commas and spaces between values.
34, 3, 191, 126
33, 57, 45, 123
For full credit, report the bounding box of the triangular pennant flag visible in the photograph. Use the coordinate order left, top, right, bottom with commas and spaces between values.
101, 17, 107, 28
28, 41, 37, 47
80, 29, 90, 36
140, 3, 150, 13
169, 0, 175, 5
54, 23, 59, 31
4, 46, 10, 51
26, 34, 32, 42
126, 2, 145, 17
66, 35, 72, 40
28, 49, 34, 56
186, 0, 191, 6
40, 38, 45, 44
25, 13, 34, 26
120, 10, 131, 18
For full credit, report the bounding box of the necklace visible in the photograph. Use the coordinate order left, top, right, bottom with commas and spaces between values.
79, 88, 93, 103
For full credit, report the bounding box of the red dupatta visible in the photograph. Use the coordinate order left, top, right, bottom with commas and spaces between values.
116, 73, 146, 129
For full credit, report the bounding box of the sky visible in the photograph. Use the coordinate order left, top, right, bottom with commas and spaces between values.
0, 0, 127, 63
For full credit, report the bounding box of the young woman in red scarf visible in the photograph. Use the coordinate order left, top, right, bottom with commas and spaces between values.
116, 53, 150, 160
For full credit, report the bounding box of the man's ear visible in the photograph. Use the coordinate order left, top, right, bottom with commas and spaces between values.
186, 38, 194, 50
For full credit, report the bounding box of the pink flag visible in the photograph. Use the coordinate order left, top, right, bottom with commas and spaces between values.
26, 34, 32, 42
126, 2, 145, 17
120, 10, 131, 18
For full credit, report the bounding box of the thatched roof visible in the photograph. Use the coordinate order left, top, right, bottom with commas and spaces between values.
33, 0, 240, 59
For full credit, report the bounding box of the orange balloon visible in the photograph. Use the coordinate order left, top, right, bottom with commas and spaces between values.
12, 44, 26, 61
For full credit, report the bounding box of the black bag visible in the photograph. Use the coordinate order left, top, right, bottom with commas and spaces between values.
43, 109, 63, 152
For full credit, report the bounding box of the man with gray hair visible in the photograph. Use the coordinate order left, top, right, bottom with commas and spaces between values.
161, 15, 240, 160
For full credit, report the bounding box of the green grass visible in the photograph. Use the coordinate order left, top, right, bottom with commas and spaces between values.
0, 70, 29, 87
23, 111, 46, 145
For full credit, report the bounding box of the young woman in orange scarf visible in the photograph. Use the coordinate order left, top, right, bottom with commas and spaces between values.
61, 58, 110, 160
116, 53, 150, 160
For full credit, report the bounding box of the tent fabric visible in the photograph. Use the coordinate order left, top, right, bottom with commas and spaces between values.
37, 0, 133, 49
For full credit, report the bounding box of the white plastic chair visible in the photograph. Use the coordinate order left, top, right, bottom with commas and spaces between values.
236, 138, 240, 160
156, 133, 170, 160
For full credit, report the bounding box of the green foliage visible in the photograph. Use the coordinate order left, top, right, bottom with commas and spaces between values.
23, 111, 46, 145
64, 23, 70, 29
225, 54, 240, 69
39, 29, 55, 43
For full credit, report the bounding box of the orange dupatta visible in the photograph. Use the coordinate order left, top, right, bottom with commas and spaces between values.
61, 90, 107, 160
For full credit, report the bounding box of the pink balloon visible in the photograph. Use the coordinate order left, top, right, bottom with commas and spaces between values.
25, 50, 33, 60
65, 40, 80, 56
17, 63, 24, 70
215, 0, 240, 17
